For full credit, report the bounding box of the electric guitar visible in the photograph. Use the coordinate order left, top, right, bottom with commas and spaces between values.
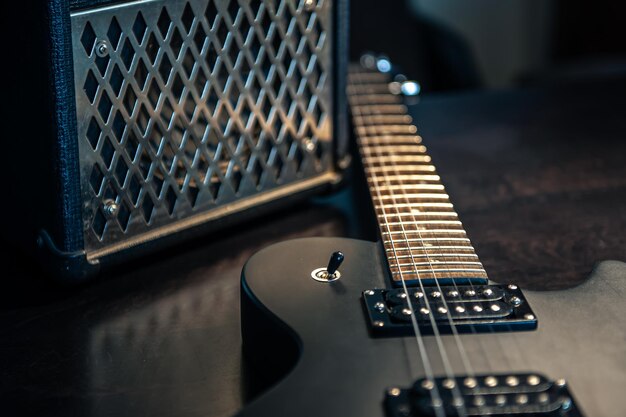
237, 65, 626, 417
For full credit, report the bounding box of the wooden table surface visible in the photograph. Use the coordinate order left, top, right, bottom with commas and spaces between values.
1, 79, 625, 417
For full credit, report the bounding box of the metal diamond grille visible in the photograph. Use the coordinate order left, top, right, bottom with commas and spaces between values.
71, 0, 333, 253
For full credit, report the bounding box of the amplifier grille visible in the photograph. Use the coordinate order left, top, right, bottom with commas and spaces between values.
71, 0, 333, 253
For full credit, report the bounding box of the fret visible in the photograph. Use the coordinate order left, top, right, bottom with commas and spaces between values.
362, 147, 428, 156
390, 253, 478, 260
349, 104, 408, 114
389, 268, 487, 275
365, 166, 437, 174
374, 184, 445, 192
371, 174, 440, 182
357, 125, 418, 136
385, 246, 477, 253
383, 220, 462, 226
362, 155, 432, 164
376, 203, 454, 210
377, 211, 457, 218
352, 115, 413, 124
382, 231, 467, 239
358, 136, 422, 146
389, 261, 484, 269
346, 85, 391, 95
384, 237, 472, 244
350, 94, 402, 105
350, 68, 489, 283
372, 193, 450, 201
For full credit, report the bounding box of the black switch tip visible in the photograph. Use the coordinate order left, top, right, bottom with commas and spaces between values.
326, 251, 344, 276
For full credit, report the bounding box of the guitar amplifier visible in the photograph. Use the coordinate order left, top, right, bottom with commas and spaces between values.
2, 0, 349, 281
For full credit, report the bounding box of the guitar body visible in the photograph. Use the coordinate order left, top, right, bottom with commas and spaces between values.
239, 237, 626, 417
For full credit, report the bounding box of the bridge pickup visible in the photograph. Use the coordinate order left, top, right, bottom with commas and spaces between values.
363, 285, 537, 336
385, 373, 583, 416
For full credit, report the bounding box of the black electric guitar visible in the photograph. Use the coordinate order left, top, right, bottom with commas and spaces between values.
237, 66, 626, 417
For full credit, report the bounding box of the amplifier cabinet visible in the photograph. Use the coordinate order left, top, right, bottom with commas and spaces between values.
2, 0, 348, 281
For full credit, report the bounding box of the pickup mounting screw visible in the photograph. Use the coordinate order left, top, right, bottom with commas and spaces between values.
364, 290, 375, 296
388, 387, 401, 396
509, 296, 523, 306
373, 320, 384, 327
524, 313, 535, 320
508, 284, 518, 290
562, 397, 573, 410
556, 378, 567, 387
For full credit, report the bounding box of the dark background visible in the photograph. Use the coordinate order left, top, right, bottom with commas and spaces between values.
351, 0, 626, 93
2, 1, 626, 416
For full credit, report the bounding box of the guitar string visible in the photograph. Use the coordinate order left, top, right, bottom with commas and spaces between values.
366, 73, 527, 404
352, 72, 468, 416
358, 110, 468, 416
349, 73, 446, 417
360, 98, 472, 414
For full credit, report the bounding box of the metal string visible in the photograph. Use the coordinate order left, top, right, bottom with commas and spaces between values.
349, 75, 446, 417
351, 72, 469, 416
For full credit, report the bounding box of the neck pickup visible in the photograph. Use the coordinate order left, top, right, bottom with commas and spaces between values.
348, 67, 487, 286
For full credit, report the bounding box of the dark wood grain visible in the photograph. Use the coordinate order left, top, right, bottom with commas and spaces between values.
1, 79, 624, 417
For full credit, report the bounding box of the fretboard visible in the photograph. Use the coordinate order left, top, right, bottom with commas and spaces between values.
347, 67, 488, 285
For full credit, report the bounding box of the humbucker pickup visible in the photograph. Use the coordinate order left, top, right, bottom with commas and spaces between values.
385, 373, 583, 416
362, 285, 537, 336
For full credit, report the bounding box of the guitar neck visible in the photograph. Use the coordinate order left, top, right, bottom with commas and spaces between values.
347, 67, 488, 285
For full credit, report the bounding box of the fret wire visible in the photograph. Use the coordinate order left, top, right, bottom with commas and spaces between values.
383, 242, 474, 252
391, 268, 486, 278
389, 261, 484, 268
349, 71, 487, 284
392, 253, 478, 259
384, 237, 471, 243
365, 166, 437, 173
372, 194, 450, 200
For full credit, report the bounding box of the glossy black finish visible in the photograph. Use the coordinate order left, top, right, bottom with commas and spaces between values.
1, 81, 625, 417
239, 237, 625, 417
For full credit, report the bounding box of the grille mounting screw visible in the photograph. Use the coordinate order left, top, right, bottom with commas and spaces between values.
96, 40, 109, 57
304, 0, 316, 11
103, 200, 119, 217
